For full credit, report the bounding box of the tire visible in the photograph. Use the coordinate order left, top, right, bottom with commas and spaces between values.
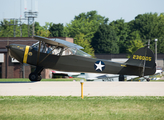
37, 75, 42, 81
29, 72, 38, 81
146, 78, 150, 82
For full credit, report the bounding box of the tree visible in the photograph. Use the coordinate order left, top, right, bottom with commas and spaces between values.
21, 23, 28, 37
0, 20, 28, 37
34, 22, 41, 35
126, 39, 144, 57
74, 10, 108, 24
49, 23, 64, 37
156, 36, 164, 53
132, 13, 164, 40
146, 39, 159, 53
65, 18, 99, 42
35, 22, 51, 37
36, 28, 50, 37
109, 19, 129, 53
0, 20, 17, 37
64, 11, 109, 56
91, 24, 119, 54
64, 10, 109, 42
157, 13, 164, 38
74, 33, 95, 57
127, 13, 164, 54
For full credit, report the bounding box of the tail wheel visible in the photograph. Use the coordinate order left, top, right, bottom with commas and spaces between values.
146, 78, 150, 82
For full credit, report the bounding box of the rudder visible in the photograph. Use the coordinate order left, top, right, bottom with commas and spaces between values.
125, 46, 156, 75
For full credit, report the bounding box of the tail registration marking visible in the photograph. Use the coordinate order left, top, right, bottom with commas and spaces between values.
133, 55, 151, 61
23, 46, 30, 63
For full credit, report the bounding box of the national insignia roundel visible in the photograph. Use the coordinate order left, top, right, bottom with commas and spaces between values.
94, 61, 105, 72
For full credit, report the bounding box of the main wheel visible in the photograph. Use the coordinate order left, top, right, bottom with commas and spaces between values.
29, 72, 38, 81
37, 75, 42, 81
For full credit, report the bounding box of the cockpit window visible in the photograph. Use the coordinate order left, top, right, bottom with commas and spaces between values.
32, 42, 91, 57
32, 42, 62, 55
63, 48, 91, 57
32, 42, 39, 51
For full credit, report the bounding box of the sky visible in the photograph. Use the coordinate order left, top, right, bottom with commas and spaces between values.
0, 0, 164, 26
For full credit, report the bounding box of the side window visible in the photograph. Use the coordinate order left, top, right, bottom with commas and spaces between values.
32, 42, 64, 55
45, 44, 52, 54
32, 43, 39, 51
52, 47, 61, 55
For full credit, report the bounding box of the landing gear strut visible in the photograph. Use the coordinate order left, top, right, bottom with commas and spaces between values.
29, 66, 44, 81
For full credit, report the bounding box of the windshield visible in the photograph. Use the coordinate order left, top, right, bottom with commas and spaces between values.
65, 48, 91, 57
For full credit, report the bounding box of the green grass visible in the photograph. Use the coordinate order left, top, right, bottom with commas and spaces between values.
150, 80, 164, 82
0, 96, 164, 120
0, 78, 84, 82
0, 78, 164, 82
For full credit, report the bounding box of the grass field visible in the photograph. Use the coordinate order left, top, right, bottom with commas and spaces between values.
0, 78, 164, 82
0, 78, 84, 82
0, 96, 164, 120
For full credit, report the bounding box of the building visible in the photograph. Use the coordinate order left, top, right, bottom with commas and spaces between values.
0, 37, 73, 79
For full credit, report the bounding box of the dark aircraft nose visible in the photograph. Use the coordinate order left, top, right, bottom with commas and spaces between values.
6, 44, 27, 63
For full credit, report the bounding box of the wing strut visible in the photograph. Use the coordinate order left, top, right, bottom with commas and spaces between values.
59, 47, 64, 56
36, 41, 41, 65
38, 46, 58, 65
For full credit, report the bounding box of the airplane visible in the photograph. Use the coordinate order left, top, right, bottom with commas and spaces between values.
77, 73, 148, 82
52, 70, 80, 78
6, 36, 156, 81
77, 73, 119, 81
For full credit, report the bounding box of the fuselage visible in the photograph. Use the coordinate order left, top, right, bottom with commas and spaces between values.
6, 44, 155, 76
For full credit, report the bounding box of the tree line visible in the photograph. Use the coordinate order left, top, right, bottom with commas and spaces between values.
0, 11, 164, 56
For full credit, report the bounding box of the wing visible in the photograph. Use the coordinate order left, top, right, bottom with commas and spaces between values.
33, 36, 83, 49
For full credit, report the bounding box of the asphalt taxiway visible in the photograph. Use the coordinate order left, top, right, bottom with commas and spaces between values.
0, 82, 164, 96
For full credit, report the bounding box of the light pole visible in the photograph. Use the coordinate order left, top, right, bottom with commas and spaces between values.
148, 39, 150, 48
155, 39, 158, 65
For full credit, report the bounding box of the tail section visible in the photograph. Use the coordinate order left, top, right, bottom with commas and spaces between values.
125, 47, 156, 76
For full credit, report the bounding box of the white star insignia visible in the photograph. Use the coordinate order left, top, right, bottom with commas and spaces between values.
95, 61, 105, 71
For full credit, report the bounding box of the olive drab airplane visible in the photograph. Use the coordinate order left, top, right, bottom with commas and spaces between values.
6, 36, 156, 81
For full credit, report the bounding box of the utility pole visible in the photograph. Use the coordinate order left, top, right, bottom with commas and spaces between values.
22, 63, 25, 78
148, 39, 150, 48
24, 10, 38, 37
24, 0, 38, 37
